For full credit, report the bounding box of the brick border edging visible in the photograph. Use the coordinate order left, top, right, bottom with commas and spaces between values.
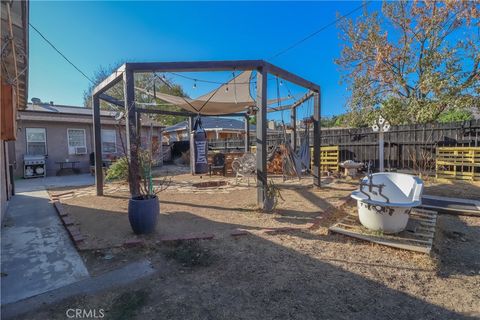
52, 200, 86, 248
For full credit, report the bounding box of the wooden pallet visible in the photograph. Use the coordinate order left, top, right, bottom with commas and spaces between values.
329, 209, 438, 254
310, 145, 340, 172
436, 147, 480, 181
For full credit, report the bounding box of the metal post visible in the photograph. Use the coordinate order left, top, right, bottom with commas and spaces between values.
256, 67, 268, 207
244, 115, 250, 152
291, 107, 297, 150
123, 69, 141, 197
379, 131, 385, 172
92, 94, 103, 196
189, 116, 195, 175
312, 91, 321, 187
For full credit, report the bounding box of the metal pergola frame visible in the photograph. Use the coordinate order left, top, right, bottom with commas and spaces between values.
92, 60, 321, 207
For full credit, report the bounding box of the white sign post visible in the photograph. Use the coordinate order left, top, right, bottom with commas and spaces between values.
372, 115, 391, 172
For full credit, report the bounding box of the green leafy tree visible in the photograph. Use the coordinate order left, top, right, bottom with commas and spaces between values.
336, 1, 480, 125
437, 108, 473, 123
83, 64, 188, 126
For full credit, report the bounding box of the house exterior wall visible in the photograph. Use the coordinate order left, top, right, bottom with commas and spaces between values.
1, 140, 7, 219
14, 119, 162, 177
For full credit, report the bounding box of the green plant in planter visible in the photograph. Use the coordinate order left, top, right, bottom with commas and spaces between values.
263, 180, 284, 212
137, 149, 171, 198
127, 148, 171, 234
105, 156, 129, 181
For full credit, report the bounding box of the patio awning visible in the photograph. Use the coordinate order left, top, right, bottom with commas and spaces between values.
136, 71, 290, 115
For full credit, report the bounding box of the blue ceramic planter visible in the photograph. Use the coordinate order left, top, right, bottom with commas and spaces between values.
128, 196, 159, 234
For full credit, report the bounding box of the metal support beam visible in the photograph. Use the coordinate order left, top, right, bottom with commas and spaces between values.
291, 107, 297, 150
266, 91, 314, 113
244, 115, 250, 152
123, 70, 141, 197
312, 91, 321, 187
136, 107, 244, 117
256, 67, 268, 207
266, 63, 320, 92
92, 94, 103, 196
126, 60, 264, 73
188, 116, 195, 175
99, 93, 124, 107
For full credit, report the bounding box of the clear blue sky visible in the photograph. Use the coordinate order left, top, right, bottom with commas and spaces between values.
28, 1, 380, 118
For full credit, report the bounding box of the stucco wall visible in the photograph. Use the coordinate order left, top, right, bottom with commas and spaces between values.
15, 121, 93, 177
14, 121, 162, 178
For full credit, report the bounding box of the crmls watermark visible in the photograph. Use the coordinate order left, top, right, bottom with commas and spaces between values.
66, 308, 105, 319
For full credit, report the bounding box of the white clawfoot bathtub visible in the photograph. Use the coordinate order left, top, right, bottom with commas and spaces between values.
351, 172, 424, 234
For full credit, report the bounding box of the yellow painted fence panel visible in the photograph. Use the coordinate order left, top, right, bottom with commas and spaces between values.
436, 147, 480, 181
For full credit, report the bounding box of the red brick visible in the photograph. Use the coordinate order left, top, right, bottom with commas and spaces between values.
61, 216, 75, 226
53, 201, 69, 217
123, 239, 145, 248
263, 227, 303, 235
231, 229, 249, 237
51, 191, 74, 198
67, 225, 81, 236
160, 233, 215, 242
72, 234, 85, 243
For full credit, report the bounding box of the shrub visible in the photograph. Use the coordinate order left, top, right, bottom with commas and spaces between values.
105, 157, 129, 181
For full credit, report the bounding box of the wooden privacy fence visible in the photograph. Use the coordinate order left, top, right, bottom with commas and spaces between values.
319, 120, 480, 173
207, 120, 480, 176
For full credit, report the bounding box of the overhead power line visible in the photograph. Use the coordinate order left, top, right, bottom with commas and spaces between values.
269, 2, 369, 60
29, 23, 94, 83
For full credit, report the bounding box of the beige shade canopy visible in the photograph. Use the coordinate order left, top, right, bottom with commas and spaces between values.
135, 71, 291, 115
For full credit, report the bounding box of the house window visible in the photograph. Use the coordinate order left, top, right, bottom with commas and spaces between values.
67, 129, 86, 155
101, 129, 117, 154
26, 128, 47, 155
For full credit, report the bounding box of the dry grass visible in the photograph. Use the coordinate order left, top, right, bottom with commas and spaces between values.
34, 174, 480, 320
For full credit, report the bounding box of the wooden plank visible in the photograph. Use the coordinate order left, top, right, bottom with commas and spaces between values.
329, 209, 437, 254
329, 226, 432, 253
92, 64, 126, 95
1, 83, 17, 140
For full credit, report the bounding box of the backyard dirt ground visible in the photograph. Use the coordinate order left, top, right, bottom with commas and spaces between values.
25, 175, 480, 319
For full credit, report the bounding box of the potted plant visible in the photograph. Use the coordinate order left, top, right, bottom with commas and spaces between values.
263, 180, 284, 212
108, 113, 170, 234
127, 150, 170, 234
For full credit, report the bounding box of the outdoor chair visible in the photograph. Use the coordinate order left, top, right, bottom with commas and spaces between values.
232, 152, 256, 186
209, 153, 226, 176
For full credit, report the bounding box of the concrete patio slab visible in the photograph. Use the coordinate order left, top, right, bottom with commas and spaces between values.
1, 259, 155, 319
1, 190, 89, 305
14, 174, 94, 193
